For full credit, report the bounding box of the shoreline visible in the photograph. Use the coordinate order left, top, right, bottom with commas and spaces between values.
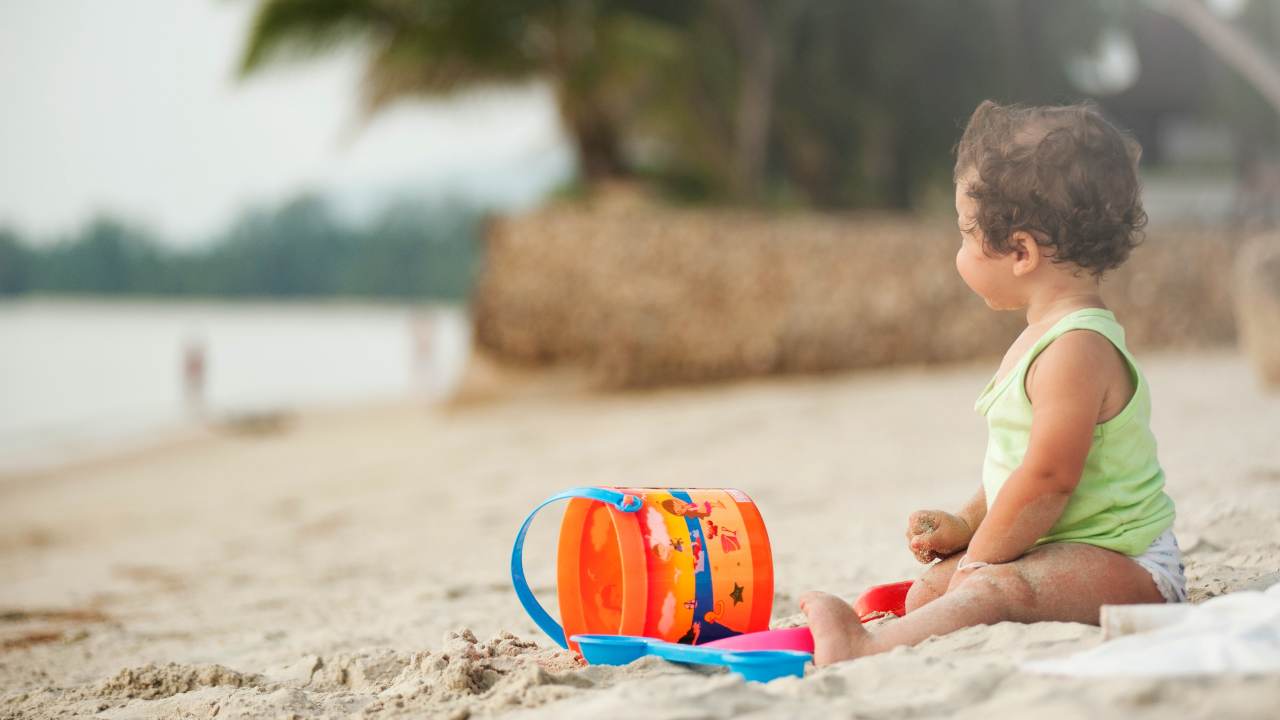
0, 299, 472, 480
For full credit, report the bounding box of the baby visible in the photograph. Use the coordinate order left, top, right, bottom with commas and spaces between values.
800, 100, 1185, 665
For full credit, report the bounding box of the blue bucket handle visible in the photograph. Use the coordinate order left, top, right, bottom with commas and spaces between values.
510, 486, 643, 648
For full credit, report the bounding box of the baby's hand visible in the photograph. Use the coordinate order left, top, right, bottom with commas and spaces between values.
905, 510, 973, 563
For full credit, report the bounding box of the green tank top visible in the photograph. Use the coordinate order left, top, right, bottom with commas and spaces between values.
975, 308, 1174, 556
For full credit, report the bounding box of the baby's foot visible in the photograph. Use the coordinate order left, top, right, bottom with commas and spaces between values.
798, 591, 874, 665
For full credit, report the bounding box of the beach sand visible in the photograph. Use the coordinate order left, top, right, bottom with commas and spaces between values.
2, 350, 1278, 719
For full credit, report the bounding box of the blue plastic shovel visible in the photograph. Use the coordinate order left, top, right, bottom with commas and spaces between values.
571, 633, 811, 683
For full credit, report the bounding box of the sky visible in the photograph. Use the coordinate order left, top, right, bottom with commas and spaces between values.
0, 1, 574, 246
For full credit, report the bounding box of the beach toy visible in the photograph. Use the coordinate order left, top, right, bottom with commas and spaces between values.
572, 633, 811, 683
701, 579, 915, 653
512, 486, 774, 652
572, 579, 912, 679
702, 625, 815, 653
853, 579, 913, 620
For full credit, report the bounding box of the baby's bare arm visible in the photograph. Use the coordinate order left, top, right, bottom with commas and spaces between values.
962, 331, 1113, 569
955, 486, 986, 535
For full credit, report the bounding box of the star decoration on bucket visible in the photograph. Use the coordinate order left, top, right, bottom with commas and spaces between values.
729, 583, 745, 605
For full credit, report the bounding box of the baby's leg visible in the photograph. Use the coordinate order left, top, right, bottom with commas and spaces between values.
801, 541, 1162, 665
904, 553, 962, 613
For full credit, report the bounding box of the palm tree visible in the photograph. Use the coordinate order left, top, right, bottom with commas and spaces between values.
238, 0, 690, 183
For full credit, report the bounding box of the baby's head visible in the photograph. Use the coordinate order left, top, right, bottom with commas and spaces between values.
952, 100, 1146, 308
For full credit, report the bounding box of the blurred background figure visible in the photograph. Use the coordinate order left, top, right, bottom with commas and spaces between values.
1, 0, 1278, 471
182, 334, 207, 419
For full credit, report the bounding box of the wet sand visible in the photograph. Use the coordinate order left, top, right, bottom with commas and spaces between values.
2, 350, 1278, 718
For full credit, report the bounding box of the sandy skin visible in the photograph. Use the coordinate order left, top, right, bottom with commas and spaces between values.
799, 541, 1164, 665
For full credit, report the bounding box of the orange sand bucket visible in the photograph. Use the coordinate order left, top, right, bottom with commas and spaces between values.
511, 487, 773, 652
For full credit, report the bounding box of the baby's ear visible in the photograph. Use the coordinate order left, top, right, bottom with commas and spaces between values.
1009, 231, 1042, 277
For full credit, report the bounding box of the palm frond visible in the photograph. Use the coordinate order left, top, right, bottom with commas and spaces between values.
239, 0, 408, 76
243, 0, 547, 111
358, 38, 537, 115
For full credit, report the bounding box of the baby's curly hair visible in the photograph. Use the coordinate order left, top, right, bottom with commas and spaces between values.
954, 100, 1147, 276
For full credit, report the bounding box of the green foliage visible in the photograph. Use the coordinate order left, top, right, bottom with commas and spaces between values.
201, 196, 355, 296
238, 0, 1123, 209
664, 0, 1109, 208
341, 201, 476, 298
241, 0, 558, 109
0, 228, 33, 295
30, 219, 177, 294
240, 0, 701, 181
1, 196, 479, 301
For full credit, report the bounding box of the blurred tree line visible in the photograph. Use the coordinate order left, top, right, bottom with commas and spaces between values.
0, 197, 478, 299
241, 0, 1280, 209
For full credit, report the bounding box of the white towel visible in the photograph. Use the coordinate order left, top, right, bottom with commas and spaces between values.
1023, 582, 1280, 677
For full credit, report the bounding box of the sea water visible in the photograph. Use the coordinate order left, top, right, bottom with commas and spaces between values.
0, 299, 469, 472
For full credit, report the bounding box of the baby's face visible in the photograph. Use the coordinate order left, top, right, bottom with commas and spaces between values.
954, 176, 1021, 310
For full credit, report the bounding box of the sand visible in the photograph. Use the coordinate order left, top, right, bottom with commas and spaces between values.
2, 350, 1278, 719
